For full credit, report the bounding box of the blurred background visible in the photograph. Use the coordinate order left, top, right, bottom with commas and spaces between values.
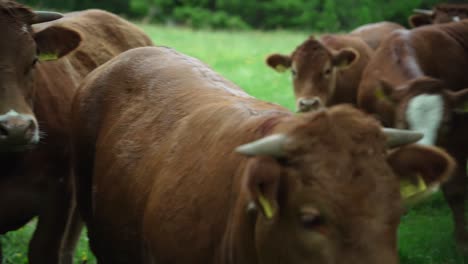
19, 0, 468, 31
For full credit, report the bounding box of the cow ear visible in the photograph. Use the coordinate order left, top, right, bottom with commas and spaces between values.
408, 14, 433, 28
375, 79, 396, 103
244, 156, 281, 219
266, 54, 292, 73
387, 145, 455, 207
447, 88, 468, 114
34, 26, 81, 61
331, 48, 359, 70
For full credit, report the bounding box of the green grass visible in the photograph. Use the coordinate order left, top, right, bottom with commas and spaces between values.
1, 24, 466, 264
399, 193, 467, 264
138, 24, 308, 111
0, 222, 93, 264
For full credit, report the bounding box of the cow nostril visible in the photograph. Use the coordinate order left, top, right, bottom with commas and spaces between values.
0, 117, 37, 142
298, 100, 311, 113
298, 98, 323, 113
0, 125, 9, 138
26, 120, 35, 133
310, 99, 321, 108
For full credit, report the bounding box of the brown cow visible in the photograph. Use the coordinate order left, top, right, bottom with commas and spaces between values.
0, 1, 153, 263
350, 21, 405, 50
71, 46, 455, 263
358, 20, 468, 251
266, 34, 373, 112
409, 3, 468, 28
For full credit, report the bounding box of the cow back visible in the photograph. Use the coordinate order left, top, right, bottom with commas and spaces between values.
72, 46, 290, 262
350, 21, 405, 50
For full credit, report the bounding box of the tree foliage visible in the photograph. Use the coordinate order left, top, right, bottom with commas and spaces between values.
20, 0, 461, 31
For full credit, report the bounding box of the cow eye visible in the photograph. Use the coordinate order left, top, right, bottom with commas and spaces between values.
300, 207, 325, 230
291, 69, 297, 77
277, 157, 293, 167
323, 68, 332, 76
24, 57, 38, 75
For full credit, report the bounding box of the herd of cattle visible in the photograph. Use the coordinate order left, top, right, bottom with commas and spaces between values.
0, 0, 467, 263
266, 2, 468, 256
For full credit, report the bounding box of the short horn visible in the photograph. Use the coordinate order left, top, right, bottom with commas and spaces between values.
382, 128, 423, 148
31, 11, 63, 24
413, 9, 434, 16
235, 134, 288, 157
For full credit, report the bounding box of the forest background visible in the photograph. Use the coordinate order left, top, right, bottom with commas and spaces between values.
19, 0, 467, 31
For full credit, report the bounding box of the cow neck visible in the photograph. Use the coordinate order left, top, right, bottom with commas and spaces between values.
393, 30, 424, 82
219, 184, 259, 264
32, 60, 78, 137
255, 112, 292, 138
218, 114, 290, 264
215, 109, 293, 264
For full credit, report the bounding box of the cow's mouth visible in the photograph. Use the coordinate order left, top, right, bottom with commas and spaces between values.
0, 140, 38, 153
0, 113, 40, 152
297, 97, 324, 113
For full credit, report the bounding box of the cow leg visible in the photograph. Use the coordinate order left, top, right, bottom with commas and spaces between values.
60, 205, 83, 264
442, 155, 468, 252
28, 176, 73, 264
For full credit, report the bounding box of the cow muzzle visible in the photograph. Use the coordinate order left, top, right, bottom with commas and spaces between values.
0, 111, 39, 151
297, 97, 323, 112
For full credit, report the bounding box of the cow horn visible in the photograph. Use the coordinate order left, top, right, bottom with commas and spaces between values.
382, 128, 423, 148
413, 9, 434, 16
235, 134, 287, 157
31, 11, 63, 24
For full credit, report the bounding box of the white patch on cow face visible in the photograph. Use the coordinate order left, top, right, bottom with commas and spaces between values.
0, 110, 19, 119
453, 16, 461, 22
0, 109, 39, 144
406, 94, 444, 146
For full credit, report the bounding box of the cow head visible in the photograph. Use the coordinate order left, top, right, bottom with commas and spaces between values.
0, 1, 81, 152
376, 76, 468, 146
266, 36, 359, 112
409, 5, 468, 28
236, 105, 454, 264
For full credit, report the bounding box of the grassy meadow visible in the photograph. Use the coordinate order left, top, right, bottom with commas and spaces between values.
1, 24, 467, 264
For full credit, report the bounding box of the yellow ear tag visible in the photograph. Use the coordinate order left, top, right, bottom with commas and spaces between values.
452, 102, 468, 114
400, 174, 427, 199
375, 87, 388, 101
337, 60, 350, 69
258, 194, 274, 219
463, 102, 468, 112
275, 65, 287, 73
38, 52, 59, 61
